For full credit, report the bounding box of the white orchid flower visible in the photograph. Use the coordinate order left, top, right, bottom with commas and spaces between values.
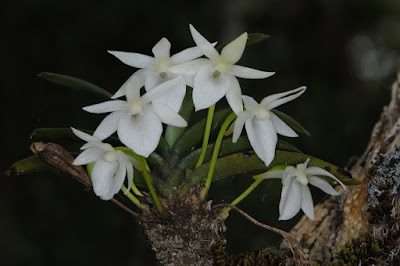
83, 76, 187, 157
170, 24, 275, 114
71, 128, 138, 201
255, 158, 346, 221
108, 38, 205, 112
233, 86, 306, 166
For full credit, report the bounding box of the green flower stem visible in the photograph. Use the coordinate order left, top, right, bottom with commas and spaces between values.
200, 112, 237, 200
138, 156, 163, 214
195, 104, 216, 168
120, 185, 148, 211
219, 178, 263, 219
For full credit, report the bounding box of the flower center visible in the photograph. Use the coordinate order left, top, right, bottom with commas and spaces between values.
295, 172, 308, 185
214, 58, 231, 75
104, 151, 118, 163
126, 99, 143, 116
154, 59, 170, 76
254, 106, 270, 120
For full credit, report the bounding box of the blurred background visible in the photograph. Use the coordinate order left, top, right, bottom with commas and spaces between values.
1, 0, 399, 265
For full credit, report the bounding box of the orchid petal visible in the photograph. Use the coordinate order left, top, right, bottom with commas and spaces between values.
123, 72, 146, 101
81, 142, 114, 152
140, 76, 183, 104
83, 100, 125, 114
279, 177, 302, 220
168, 58, 212, 76
152, 38, 171, 59
112, 70, 147, 99
270, 112, 298, 137
221, 32, 247, 64
232, 110, 251, 143
231, 65, 275, 79
117, 111, 162, 157
305, 167, 346, 189
242, 95, 259, 111
225, 76, 243, 114
149, 77, 186, 112
73, 147, 104, 165
245, 118, 278, 166
93, 111, 126, 140
91, 159, 119, 200
300, 185, 315, 220
308, 176, 340, 196
117, 152, 133, 192
192, 65, 231, 111
261, 86, 306, 110
189, 24, 219, 61
71, 127, 99, 143
297, 158, 310, 171
150, 103, 187, 127
108, 50, 154, 68
170, 46, 204, 65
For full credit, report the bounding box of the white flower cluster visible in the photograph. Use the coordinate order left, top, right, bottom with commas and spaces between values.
72, 24, 308, 201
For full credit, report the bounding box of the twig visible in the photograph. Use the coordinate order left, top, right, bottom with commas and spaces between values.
111, 198, 139, 217
214, 203, 310, 262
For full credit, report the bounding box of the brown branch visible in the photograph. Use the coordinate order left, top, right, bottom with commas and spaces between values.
31, 141, 139, 217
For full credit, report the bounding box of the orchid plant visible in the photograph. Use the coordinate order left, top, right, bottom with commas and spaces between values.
9, 24, 360, 264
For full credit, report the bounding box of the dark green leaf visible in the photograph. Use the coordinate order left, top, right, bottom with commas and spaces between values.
271, 109, 311, 136
276, 139, 303, 153
31, 127, 76, 140
217, 33, 270, 52
39, 72, 112, 99
165, 88, 194, 147
166, 136, 252, 187
31, 127, 120, 143
179, 150, 359, 195
5, 156, 51, 175
246, 33, 270, 47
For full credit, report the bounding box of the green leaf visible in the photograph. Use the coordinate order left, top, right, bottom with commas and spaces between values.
166, 136, 252, 187
31, 127, 120, 143
276, 139, 303, 153
165, 88, 195, 147
217, 33, 270, 52
38, 72, 112, 99
271, 109, 311, 136
246, 33, 270, 47
5, 156, 51, 175
31, 127, 77, 140
179, 150, 359, 195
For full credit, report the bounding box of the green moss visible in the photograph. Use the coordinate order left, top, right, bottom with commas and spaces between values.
212, 241, 292, 265
328, 233, 384, 265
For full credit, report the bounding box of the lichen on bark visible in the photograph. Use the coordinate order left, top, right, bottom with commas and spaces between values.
138, 188, 226, 266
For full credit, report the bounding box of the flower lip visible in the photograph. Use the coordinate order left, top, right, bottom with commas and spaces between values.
154, 58, 171, 74
214, 57, 231, 74
126, 99, 143, 115
254, 106, 270, 120
294, 171, 308, 185
104, 151, 118, 163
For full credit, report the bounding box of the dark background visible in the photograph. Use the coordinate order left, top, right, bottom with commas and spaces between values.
2, 0, 399, 265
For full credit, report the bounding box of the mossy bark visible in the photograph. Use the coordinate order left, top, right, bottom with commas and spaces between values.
287, 60, 400, 264
138, 188, 226, 266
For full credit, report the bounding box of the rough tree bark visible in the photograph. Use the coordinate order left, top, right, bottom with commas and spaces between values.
288, 60, 400, 264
